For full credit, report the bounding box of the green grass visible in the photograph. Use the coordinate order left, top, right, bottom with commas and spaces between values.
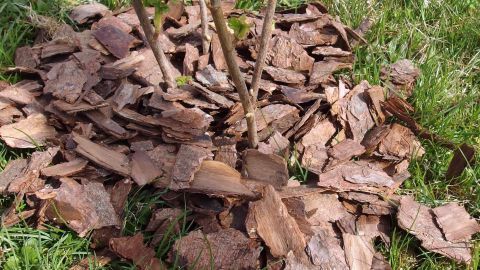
1, 0, 479, 269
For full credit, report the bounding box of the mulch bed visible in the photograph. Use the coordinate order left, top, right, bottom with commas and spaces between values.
0, 1, 478, 269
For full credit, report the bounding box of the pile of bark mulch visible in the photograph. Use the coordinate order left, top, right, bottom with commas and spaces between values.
0, 1, 478, 269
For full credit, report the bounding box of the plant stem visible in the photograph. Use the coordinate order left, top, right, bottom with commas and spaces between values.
250, 0, 277, 100
199, 0, 210, 55
208, 0, 259, 148
132, 0, 177, 89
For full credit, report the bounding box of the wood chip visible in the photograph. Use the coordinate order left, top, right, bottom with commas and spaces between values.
44, 60, 87, 103
432, 203, 480, 243
92, 15, 133, 33
259, 36, 314, 72
264, 66, 306, 84
0, 159, 28, 193
171, 144, 212, 190
445, 144, 476, 180
15, 46, 39, 68
214, 144, 237, 168
109, 179, 132, 216
110, 233, 165, 270
173, 228, 261, 269
306, 230, 349, 269
246, 185, 306, 258
310, 60, 352, 85
92, 25, 137, 58
211, 33, 227, 70
72, 133, 130, 176
343, 234, 375, 270
326, 139, 366, 168
377, 123, 424, 160
183, 43, 199, 76
242, 149, 288, 188
70, 3, 110, 24
190, 160, 255, 197
46, 178, 120, 237
397, 196, 472, 263
191, 82, 235, 108
133, 49, 181, 86
299, 118, 336, 149
380, 59, 420, 98
258, 131, 290, 156
0, 113, 57, 148
100, 51, 144, 79
41, 158, 88, 178
131, 150, 162, 186
279, 85, 323, 104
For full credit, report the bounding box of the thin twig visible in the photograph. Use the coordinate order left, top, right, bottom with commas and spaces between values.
198, 0, 211, 55
250, 0, 277, 100
208, 0, 259, 148
132, 0, 177, 89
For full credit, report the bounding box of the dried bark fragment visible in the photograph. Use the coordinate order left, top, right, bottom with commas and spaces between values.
41, 41, 78, 59
211, 33, 227, 70
110, 233, 165, 270
364, 85, 386, 125
228, 104, 298, 135
133, 49, 181, 86
0, 113, 57, 148
44, 60, 87, 103
15, 46, 39, 68
309, 61, 352, 85
7, 147, 59, 194
371, 252, 392, 270
109, 179, 132, 216
130, 150, 162, 186
92, 25, 137, 58
40, 158, 88, 178
380, 59, 420, 98
72, 133, 130, 176
2, 209, 36, 228
190, 160, 255, 198
171, 144, 212, 190
263, 66, 306, 84
183, 43, 199, 76
345, 82, 375, 142
326, 139, 366, 167
0, 81, 37, 105
0, 106, 23, 125
432, 203, 480, 243
397, 196, 472, 263
147, 144, 177, 188
445, 144, 476, 180
165, 20, 201, 39
242, 149, 288, 188
306, 230, 349, 269
247, 185, 306, 258
279, 85, 323, 104
84, 110, 131, 139
259, 36, 314, 72
377, 123, 424, 160
299, 118, 336, 149
343, 233, 375, 270
70, 3, 110, 24
317, 161, 395, 193
289, 19, 338, 47
285, 98, 322, 139
214, 144, 237, 168
302, 144, 328, 174
190, 82, 235, 108
258, 131, 290, 156
173, 228, 261, 269
312, 46, 352, 57
92, 15, 133, 33
100, 51, 144, 79
195, 65, 232, 90
52, 100, 108, 114
0, 159, 28, 193
46, 178, 120, 237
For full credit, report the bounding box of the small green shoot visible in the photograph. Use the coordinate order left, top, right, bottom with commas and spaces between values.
228, 15, 251, 40
175, 75, 193, 86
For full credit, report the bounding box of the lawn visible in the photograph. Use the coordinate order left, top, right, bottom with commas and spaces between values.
0, 0, 479, 269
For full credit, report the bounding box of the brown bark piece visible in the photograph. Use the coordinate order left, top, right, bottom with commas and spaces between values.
40, 158, 88, 178
147, 144, 177, 188
92, 15, 133, 33
84, 110, 131, 139
214, 144, 237, 168
70, 3, 110, 24
345, 82, 376, 142
72, 133, 130, 176
211, 33, 227, 70
289, 20, 339, 46
445, 144, 476, 180
110, 233, 165, 270
312, 46, 352, 57
190, 82, 235, 108
380, 59, 420, 98
260, 36, 314, 72
371, 252, 392, 270
41, 41, 77, 59
183, 43, 199, 76
432, 203, 480, 243
190, 160, 255, 197
92, 25, 137, 58
327, 139, 366, 167
306, 230, 349, 269
44, 60, 87, 103
0, 159, 28, 193
131, 150, 162, 186
302, 144, 328, 174
172, 228, 261, 269
195, 65, 232, 90
0, 113, 57, 148
0, 106, 23, 125
133, 49, 181, 86
364, 85, 386, 125
171, 144, 212, 190
310, 61, 352, 85
112, 82, 142, 111
15, 46, 39, 68
397, 196, 472, 263
228, 104, 298, 135
242, 149, 288, 188
109, 179, 132, 216
247, 185, 306, 258
100, 51, 144, 79
279, 85, 323, 104
258, 131, 290, 156
343, 233, 375, 270
378, 123, 424, 160
52, 100, 108, 114
46, 178, 120, 237
299, 118, 336, 149
317, 161, 395, 193
0, 81, 37, 106
264, 66, 306, 84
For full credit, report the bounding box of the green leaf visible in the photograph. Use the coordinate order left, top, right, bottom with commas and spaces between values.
175, 76, 192, 86
4, 256, 20, 270
228, 15, 251, 40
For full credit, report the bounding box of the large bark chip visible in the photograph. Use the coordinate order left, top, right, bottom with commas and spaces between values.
0, 113, 57, 149
246, 185, 306, 258
173, 228, 261, 269
44, 60, 87, 103
110, 233, 165, 270
171, 144, 212, 190
242, 149, 289, 188
432, 203, 480, 243
92, 25, 137, 58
